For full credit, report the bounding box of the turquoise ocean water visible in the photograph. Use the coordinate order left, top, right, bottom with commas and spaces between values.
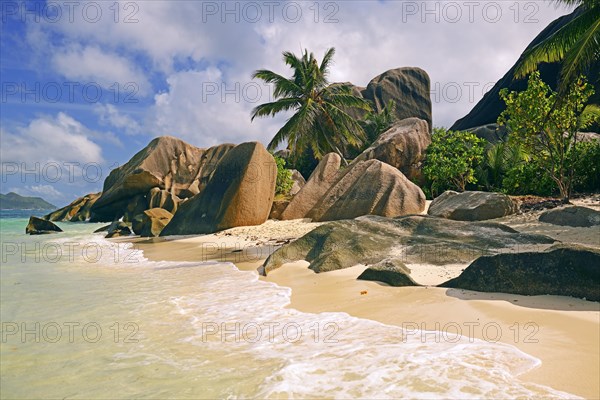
0, 212, 577, 399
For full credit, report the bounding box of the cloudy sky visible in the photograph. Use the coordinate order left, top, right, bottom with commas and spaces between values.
0, 0, 574, 205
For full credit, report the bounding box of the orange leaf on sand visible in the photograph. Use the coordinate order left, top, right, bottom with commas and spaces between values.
360, 291, 368, 295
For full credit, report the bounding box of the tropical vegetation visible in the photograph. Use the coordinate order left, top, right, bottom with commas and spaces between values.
514, 0, 600, 94
498, 71, 600, 200
251, 48, 372, 163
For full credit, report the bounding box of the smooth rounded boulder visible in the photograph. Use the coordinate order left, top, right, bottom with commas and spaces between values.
361, 67, 432, 132
428, 191, 518, 221
357, 259, 419, 287
353, 118, 431, 182
308, 159, 426, 222
26, 216, 63, 235
442, 244, 600, 301
280, 153, 341, 220
161, 142, 277, 235
539, 206, 600, 227
105, 221, 132, 238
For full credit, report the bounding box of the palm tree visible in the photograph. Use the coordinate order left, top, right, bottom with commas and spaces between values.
515, 0, 600, 93
251, 48, 372, 162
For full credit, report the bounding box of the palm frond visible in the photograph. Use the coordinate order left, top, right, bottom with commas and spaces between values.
559, 12, 600, 88
515, 7, 599, 79
251, 98, 301, 121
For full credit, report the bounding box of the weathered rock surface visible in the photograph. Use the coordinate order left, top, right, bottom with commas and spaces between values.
93, 224, 111, 233
161, 142, 276, 235
148, 187, 180, 214
442, 244, 600, 301
451, 7, 599, 133
44, 192, 101, 222
269, 200, 291, 220
539, 206, 600, 227
467, 124, 509, 143
134, 208, 173, 237
353, 118, 431, 181
361, 67, 432, 132
105, 221, 132, 238
308, 160, 426, 222
261, 215, 555, 275
428, 191, 518, 221
26, 216, 63, 235
280, 153, 341, 220
90, 136, 233, 222
357, 258, 419, 287
290, 170, 306, 196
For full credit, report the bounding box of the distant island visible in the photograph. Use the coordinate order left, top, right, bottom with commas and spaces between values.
0, 192, 56, 210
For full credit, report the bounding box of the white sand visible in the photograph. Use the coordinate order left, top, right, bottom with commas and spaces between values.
135, 198, 600, 398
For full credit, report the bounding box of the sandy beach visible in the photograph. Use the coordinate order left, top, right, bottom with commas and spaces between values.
134, 200, 600, 399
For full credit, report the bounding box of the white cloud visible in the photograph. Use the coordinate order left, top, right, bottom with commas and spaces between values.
94, 104, 142, 135
150, 67, 286, 147
22, 1, 575, 142
51, 46, 151, 96
0, 112, 104, 165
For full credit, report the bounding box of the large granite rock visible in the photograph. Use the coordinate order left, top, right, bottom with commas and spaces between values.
133, 208, 173, 237
357, 258, 419, 287
539, 206, 600, 227
147, 187, 180, 214
451, 7, 599, 133
105, 221, 132, 238
90, 136, 233, 222
289, 170, 306, 196
442, 244, 600, 301
467, 124, 509, 143
161, 142, 276, 235
353, 118, 431, 182
261, 215, 555, 275
44, 192, 101, 222
361, 67, 432, 132
280, 153, 341, 220
308, 159, 426, 222
428, 191, 518, 221
26, 216, 63, 235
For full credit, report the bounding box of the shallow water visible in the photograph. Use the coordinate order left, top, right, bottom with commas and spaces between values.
0, 217, 578, 398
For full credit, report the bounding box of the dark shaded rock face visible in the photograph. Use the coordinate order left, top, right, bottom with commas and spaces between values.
539, 206, 600, 227
451, 7, 599, 133
90, 136, 233, 222
353, 118, 431, 182
261, 215, 555, 275
161, 142, 277, 236
269, 200, 290, 220
357, 259, 419, 287
442, 245, 600, 302
26, 216, 62, 235
44, 192, 101, 222
105, 221, 131, 238
289, 170, 306, 196
428, 191, 518, 221
362, 67, 432, 132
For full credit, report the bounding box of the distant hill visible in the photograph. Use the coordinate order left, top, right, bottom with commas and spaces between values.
0, 192, 56, 210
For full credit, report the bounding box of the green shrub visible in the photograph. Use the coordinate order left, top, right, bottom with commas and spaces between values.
274, 155, 294, 197
501, 159, 557, 196
569, 140, 600, 193
423, 128, 485, 197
